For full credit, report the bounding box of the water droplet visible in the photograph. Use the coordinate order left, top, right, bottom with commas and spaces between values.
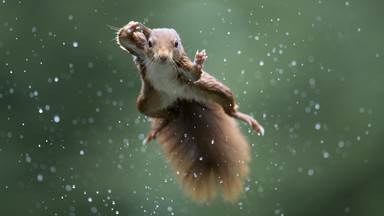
323, 152, 329, 158
65, 184, 72, 191
307, 169, 314, 176
298, 167, 303, 173
53, 115, 60, 123
37, 174, 43, 182
26, 153, 32, 163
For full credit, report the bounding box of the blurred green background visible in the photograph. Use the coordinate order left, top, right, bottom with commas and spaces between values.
1, 0, 383, 215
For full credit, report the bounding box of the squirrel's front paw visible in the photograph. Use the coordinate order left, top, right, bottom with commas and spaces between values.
123, 21, 140, 35
194, 49, 207, 69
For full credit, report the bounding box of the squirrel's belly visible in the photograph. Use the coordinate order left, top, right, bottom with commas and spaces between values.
146, 63, 206, 108
157, 81, 204, 108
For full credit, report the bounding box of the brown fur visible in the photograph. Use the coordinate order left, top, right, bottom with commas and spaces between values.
153, 100, 250, 203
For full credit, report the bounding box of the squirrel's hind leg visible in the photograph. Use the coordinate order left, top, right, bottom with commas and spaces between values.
193, 73, 264, 134
229, 111, 265, 135
143, 118, 168, 144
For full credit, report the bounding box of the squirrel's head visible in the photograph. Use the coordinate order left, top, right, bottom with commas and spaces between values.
139, 23, 183, 64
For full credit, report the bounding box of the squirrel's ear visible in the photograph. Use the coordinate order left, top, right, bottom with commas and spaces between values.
138, 22, 152, 39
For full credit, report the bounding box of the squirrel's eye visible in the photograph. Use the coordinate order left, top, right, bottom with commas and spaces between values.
148, 41, 152, 48
174, 40, 179, 48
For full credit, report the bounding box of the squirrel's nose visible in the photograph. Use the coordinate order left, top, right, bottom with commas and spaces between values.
159, 55, 168, 62
158, 49, 170, 63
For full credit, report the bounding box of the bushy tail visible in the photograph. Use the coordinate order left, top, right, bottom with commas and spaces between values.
154, 100, 250, 203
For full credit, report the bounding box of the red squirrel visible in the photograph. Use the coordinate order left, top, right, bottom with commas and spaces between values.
117, 21, 264, 203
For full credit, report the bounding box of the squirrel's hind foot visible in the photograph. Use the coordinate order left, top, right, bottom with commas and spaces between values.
230, 111, 265, 135
143, 118, 169, 144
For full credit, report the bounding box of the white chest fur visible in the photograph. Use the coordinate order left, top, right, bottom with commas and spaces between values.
146, 62, 203, 108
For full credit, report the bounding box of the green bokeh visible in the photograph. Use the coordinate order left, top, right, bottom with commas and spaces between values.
1, 0, 383, 215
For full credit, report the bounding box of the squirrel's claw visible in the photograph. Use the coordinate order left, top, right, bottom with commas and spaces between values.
125, 21, 140, 33
245, 118, 264, 135
254, 123, 265, 136
194, 49, 207, 69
